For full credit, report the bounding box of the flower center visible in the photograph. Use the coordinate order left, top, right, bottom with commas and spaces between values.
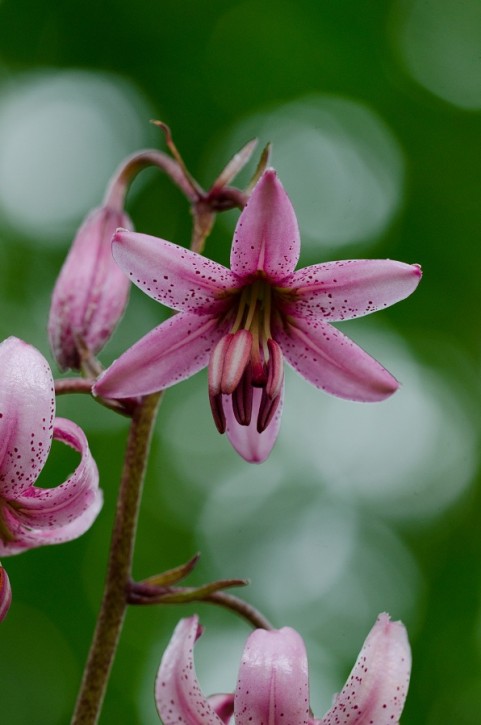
208, 279, 284, 435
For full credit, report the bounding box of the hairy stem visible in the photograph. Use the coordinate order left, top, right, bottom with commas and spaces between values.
71, 392, 162, 724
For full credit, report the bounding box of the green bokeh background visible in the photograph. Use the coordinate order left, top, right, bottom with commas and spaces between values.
1, 1, 481, 723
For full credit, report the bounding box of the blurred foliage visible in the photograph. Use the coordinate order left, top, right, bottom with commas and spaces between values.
1, 0, 481, 723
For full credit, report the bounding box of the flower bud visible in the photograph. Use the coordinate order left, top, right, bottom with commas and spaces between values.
0, 565, 12, 622
48, 206, 132, 371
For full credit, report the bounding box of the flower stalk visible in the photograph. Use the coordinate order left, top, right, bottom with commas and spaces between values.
71, 391, 162, 725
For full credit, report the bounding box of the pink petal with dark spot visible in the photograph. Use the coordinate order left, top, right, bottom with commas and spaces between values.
274, 317, 398, 402
230, 169, 300, 283
234, 627, 310, 725
0, 417, 102, 555
155, 616, 223, 724
0, 337, 55, 500
224, 385, 284, 463
95, 312, 227, 399
320, 613, 411, 724
112, 230, 237, 314
287, 260, 422, 321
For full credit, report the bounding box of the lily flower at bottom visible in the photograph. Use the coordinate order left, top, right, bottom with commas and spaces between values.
155, 613, 411, 724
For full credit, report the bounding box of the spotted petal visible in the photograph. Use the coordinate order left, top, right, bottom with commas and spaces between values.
225, 385, 284, 463
287, 260, 422, 321
234, 626, 310, 725
320, 613, 411, 724
155, 615, 223, 724
274, 317, 398, 402
0, 417, 102, 555
95, 312, 227, 399
112, 230, 237, 314
0, 337, 55, 500
230, 169, 300, 283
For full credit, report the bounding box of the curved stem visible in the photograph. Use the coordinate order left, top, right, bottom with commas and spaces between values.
71, 391, 162, 724
55, 378, 94, 395
103, 150, 200, 209
204, 590, 273, 631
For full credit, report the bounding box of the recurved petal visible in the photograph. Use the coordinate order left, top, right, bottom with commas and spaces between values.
0, 565, 12, 621
234, 627, 310, 725
0, 338, 55, 500
0, 417, 102, 555
230, 169, 300, 283
155, 616, 223, 724
224, 385, 284, 463
274, 317, 398, 402
48, 206, 132, 371
112, 230, 237, 314
94, 312, 226, 399
287, 260, 422, 321
320, 613, 411, 725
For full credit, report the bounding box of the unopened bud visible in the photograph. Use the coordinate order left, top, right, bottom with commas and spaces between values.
48, 206, 132, 371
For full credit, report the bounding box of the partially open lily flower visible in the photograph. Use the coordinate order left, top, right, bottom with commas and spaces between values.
155, 613, 411, 724
0, 337, 102, 557
48, 205, 132, 372
95, 169, 421, 462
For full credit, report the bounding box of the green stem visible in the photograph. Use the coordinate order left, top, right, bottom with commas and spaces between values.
71, 392, 162, 724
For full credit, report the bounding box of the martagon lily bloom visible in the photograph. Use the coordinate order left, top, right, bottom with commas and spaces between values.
95, 169, 421, 462
0, 337, 102, 557
155, 613, 411, 724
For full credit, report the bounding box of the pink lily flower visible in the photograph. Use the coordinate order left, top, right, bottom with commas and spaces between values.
49, 205, 132, 371
0, 337, 102, 556
95, 169, 421, 462
155, 612, 411, 724
0, 564, 11, 621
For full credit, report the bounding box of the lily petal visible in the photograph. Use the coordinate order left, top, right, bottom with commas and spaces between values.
112, 230, 237, 314
95, 312, 227, 399
207, 694, 235, 723
230, 169, 300, 283
320, 613, 411, 725
274, 317, 398, 402
0, 565, 12, 621
49, 206, 132, 371
0, 337, 55, 500
0, 418, 102, 555
225, 385, 284, 463
234, 627, 310, 725
287, 260, 422, 321
155, 615, 223, 724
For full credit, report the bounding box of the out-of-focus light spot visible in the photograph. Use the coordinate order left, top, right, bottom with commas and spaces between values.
281, 325, 477, 519
0, 70, 152, 243
208, 96, 403, 252
198, 474, 419, 622
391, 0, 481, 109
198, 474, 420, 711
0, 602, 78, 724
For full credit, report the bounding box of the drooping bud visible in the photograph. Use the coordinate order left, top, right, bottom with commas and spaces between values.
0, 564, 12, 622
48, 205, 132, 371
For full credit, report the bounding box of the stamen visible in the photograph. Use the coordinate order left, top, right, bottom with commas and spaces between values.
266, 339, 284, 399
209, 391, 226, 434
257, 388, 282, 433
208, 335, 232, 396
221, 330, 252, 394
232, 365, 253, 426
